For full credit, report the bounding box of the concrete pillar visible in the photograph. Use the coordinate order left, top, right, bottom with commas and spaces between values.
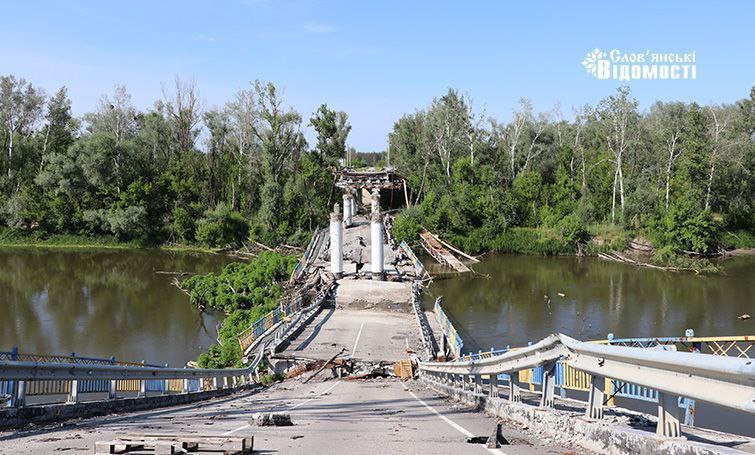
370, 211, 384, 280
330, 206, 343, 279
371, 189, 380, 213
350, 190, 357, 216
342, 193, 352, 227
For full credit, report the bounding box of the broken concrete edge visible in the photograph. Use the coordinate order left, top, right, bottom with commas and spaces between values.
0, 384, 261, 430
421, 376, 749, 455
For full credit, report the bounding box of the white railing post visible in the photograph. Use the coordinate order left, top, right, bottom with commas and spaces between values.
13, 380, 26, 408
108, 380, 117, 399
586, 374, 604, 419
540, 362, 556, 408
67, 381, 79, 404
489, 374, 498, 398
657, 392, 683, 438
473, 375, 482, 395
509, 373, 521, 403
137, 380, 146, 398
223, 377, 229, 389
182, 379, 189, 394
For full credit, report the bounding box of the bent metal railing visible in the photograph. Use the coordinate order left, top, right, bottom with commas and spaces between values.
418, 333, 755, 438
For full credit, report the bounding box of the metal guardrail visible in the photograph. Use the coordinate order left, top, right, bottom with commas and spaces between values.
0, 339, 270, 409
236, 283, 314, 354
400, 240, 425, 276
410, 282, 438, 359
1, 282, 337, 411
290, 228, 322, 284
419, 333, 755, 438
433, 298, 463, 359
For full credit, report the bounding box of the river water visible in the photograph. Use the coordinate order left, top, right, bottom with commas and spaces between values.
422, 254, 754, 353
0, 248, 233, 367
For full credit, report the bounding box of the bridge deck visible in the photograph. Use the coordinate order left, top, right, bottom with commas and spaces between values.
277, 280, 419, 363
0, 379, 565, 454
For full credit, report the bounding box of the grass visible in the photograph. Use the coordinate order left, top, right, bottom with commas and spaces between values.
0, 228, 223, 254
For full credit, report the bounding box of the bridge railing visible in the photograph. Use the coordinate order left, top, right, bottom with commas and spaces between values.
0, 338, 269, 410
432, 298, 463, 359
2, 281, 337, 412
289, 227, 322, 284
399, 240, 425, 276
418, 333, 755, 438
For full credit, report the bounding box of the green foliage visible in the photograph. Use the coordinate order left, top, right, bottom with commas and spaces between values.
195, 203, 250, 248
259, 373, 285, 385
391, 206, 423, 242
656, 196, 718, 253
652, 246, 720, 273
180, 251, 297, 312
557, 214, 589, 245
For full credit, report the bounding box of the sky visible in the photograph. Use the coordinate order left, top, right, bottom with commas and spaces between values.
1, 0, 754, 152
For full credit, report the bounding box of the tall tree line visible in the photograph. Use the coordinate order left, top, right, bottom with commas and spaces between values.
390, 87, 755, 254
0, 75, 350, 247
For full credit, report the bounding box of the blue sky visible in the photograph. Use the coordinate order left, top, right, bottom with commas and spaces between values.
1, 1, 754, 151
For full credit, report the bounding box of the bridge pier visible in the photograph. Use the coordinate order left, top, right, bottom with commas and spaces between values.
539, 362, 556, 408
342, 194, 352, 227
330, 207, 343, 279
371, 189, 380, 213
370, 212, 384, 280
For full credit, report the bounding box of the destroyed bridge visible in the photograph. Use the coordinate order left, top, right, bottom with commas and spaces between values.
1, 168, 754, 454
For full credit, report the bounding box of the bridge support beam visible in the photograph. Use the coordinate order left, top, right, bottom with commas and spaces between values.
370, 212, 384, 280
489, 374, 498, 398
586, 374, 604, 419
330, 206, 343, 279
342, 194, 352, 227
657, 392, 683, 438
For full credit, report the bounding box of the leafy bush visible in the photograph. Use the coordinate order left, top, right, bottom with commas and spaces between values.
195, 203, 250, 248
557, 214, 589, 245
658, 197, 718, 253
180, 251, 297, 312
392, 206, 423, 242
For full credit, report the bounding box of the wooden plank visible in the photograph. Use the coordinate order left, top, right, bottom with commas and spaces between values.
100, 435, 253, 454
419, 230, 471, 273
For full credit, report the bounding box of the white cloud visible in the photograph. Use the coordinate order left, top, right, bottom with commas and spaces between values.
304, 22, 333, 34
197, 34, 216, 43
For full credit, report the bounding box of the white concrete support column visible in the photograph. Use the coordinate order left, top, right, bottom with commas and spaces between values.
371, 189, 380, 213
330, 205, 344, 279
370, 211, 384, 280
350, 190, 357, 216
342, 193, 352, 227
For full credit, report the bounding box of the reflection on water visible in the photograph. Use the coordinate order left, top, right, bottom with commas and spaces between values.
0, 248, 234, 366
423, 254, 754, 352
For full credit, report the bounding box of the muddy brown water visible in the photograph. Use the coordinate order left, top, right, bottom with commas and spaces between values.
422, 254, 754, 351
422, 253, 755, 437
0, 247, 234, 367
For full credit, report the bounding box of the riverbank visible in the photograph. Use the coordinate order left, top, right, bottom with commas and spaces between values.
419, 225, 755, 274
0, 228, 222, 254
